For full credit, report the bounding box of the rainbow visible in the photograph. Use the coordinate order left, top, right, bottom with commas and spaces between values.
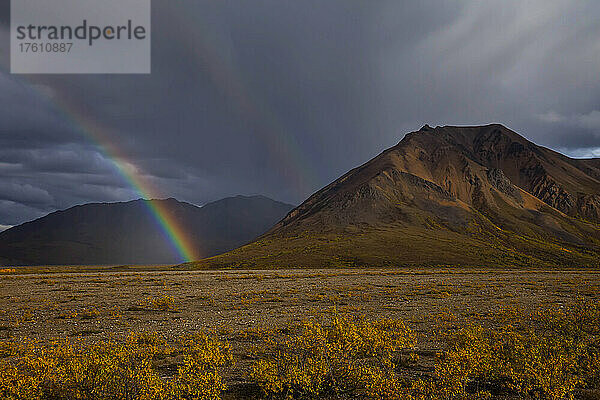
8, 73, 198, 263
3, 6, 320, 264
105, 159, 198, 263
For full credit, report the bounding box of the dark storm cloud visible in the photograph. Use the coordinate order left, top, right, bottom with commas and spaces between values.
0, 0, 600, 227
0, 75, 82, 148
0, 0, 7, 26
0, 200, 47, 226
0, 145, 115, 174
0, 181, 52, 205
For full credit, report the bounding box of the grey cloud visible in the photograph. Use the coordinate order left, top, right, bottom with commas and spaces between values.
534, 110, 600, 151
0, 200, 50, 225
0, 75, 82, 148
0, 181, 53, 205
549, 111, 600, 132
0, 145, 115, 174
0, 0, 7, 26
0, 0, 599, 226
537, 110, 600, 133
0, 224, 12, 232
374, 1, 600, 138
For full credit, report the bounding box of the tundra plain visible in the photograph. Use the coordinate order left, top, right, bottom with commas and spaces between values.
1, 268, 599, 399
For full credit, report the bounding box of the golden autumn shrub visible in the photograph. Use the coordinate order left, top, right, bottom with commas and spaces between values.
429, 300, 600, 400
251, 303, 600, 400
138, 295, 179, 312
250, 314, 416, 399
430, 325, 584, 400
169, 333, 234, 400
0, 332, 232, 400
1, 301, 600, 399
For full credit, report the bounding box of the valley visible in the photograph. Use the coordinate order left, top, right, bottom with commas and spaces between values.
1, 267, 599, 398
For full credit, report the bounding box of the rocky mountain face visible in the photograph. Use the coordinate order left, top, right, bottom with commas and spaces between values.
435, 124, 600, 221
194, 125, 600, 269
272, 125, 599, 237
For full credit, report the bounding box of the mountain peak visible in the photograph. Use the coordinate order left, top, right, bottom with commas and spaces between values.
197, 124, 600, 269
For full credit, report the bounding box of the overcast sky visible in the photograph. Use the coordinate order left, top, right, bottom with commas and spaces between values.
0, 0, 599, 229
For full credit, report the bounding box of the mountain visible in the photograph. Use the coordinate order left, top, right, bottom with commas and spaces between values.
192, 124, 600, 269
0, 195, 293, 266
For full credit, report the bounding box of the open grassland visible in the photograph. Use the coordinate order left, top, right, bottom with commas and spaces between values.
0, 268, 600, 399
189, 225, 600, 270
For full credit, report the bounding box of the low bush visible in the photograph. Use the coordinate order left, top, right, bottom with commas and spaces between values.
1, 302, 599, 399
250, 314, 416, 399
0, 332, 232, 400
251, 302, 600, 400
138, 295, 179, 312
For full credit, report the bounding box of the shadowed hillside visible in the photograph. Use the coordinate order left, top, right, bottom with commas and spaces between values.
0, 195, 293, 266
191, 125, 600, 269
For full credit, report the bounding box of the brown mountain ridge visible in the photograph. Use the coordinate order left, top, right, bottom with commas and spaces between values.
190, 124, 600, 269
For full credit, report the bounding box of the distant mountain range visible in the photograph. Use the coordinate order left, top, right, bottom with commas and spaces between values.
194, 124, 600, 269
0, 195, 293, 266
